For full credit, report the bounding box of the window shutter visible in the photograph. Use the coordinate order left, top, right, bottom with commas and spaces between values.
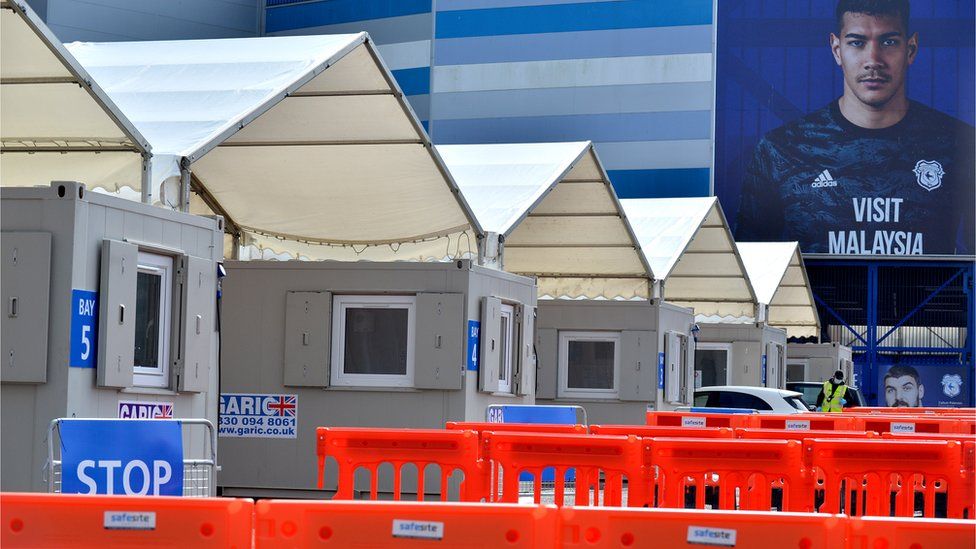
535, 328, 557, 400
478, 296, 502, 393
514, 304, 535, 396
283, 291, 331, 387
97, 239, 137, 389
765, 342, 784, 389
664, 332, 682, 404
618, 330, 653, 401
1, 232, 51, 383
414, 293, 463, 390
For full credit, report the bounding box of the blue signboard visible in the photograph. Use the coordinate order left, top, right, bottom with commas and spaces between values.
761, 355, 768, 386
489, 405, 578, 424
60, 420, 183, 496
69, 289, 98, 368
466, 320, 480, 371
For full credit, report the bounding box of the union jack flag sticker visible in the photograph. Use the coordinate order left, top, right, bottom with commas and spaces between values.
267, 395, 297, 417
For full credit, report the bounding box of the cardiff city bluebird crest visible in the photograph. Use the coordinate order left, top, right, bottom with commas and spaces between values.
941, 374, 962, 398
913, 160, 944, 191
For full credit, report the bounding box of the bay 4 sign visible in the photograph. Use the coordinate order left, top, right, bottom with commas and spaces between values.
60, 420, 183, 496
219, 393, 298, 439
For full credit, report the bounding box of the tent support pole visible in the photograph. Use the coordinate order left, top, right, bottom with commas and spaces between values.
140, 153, 152, 204
179, 158, 191, 213
188, 173, 245, 260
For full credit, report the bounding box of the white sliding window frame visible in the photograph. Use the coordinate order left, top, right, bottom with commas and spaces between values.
331, 294, 416, 388
693, 341, 732, 388
133, 251, 173, 388
558, 331, 620, 399
497, 303, 515, 394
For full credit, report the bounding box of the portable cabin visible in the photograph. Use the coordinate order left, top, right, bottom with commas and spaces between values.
736, 242, 848, 384
621, 198, 789, 389
786, 343, 855, 386
66, 33, 543, 498
1, 3, 223, 494
438, 142, 695, 424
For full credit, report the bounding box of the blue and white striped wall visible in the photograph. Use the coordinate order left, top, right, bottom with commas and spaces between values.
264, 0, 715, 198
265, 0, 434, 128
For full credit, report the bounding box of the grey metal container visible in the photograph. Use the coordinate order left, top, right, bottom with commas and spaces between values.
1, 182, 223, 493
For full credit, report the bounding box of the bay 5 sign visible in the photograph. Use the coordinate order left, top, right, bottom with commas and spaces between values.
59, 420, 183, 496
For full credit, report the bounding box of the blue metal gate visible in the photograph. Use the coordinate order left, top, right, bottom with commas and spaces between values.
806, 260, 974, 407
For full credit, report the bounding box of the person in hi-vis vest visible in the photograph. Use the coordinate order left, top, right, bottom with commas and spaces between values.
817, 370, 848, 413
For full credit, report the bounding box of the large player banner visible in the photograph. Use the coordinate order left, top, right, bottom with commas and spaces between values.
714, 0, 975, 256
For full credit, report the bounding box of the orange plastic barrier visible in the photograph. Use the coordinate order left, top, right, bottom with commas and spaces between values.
881, 432, 976, 442
315, 427, 484, 501
744, 413, 865, 431
559, 507, 847, 548
645, 410, 753, 429
847, 516, 976, 548
735, 428, 877, 441
644, 438, 813, 512
590, 424, 734, 438
0, 493, 252, 548
446, 422, 586, 435
964, 441, 975, 519
483, 432, 644, 507
254, 500, 558, 548
859, 415, 972, 435
805, 439, 967, 518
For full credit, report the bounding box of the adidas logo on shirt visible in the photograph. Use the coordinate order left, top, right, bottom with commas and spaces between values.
811, 169, 837, 188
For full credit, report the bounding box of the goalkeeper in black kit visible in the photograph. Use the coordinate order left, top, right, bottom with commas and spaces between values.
736, 0, 975, 256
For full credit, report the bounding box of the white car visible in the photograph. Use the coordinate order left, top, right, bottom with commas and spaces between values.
692, 386, 810, 414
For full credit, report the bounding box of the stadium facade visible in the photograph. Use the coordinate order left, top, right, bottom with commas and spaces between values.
24, 0, 975, 406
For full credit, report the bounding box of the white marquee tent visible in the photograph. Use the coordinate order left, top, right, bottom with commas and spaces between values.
0, 0, 151, 193
60, 32, 481, 261
737, 242, 820, 339
621, 197, 758, 321
438, 142, 653, 299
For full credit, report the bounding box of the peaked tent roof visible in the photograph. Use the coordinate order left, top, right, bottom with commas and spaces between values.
0, 0, 150, 191
621, 197, 757, 320
438, 142, 653, 300
737, 242, 820, 339
67, 33, 481, 262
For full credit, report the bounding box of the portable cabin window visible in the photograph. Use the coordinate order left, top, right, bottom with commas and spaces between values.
558, 331, 620, 399
133, 251, 173, 388
331, 295, 415, 387
786, 360, 808, 382
497, 303, 515, 393
694, 343, 731, 388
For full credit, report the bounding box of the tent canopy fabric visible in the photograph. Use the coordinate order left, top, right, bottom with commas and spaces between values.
622, 197, 757, 320
65, 33, 480, 262
738, 242, 821, 340
438, 142, 653, 300
0, 0, 150, 191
